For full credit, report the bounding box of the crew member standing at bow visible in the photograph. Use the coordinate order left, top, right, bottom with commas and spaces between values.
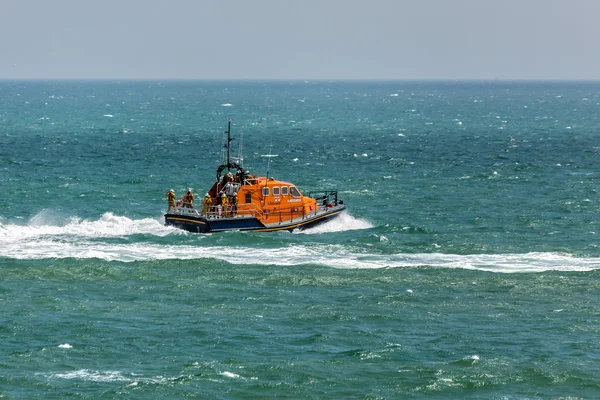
165, 189, 176, 212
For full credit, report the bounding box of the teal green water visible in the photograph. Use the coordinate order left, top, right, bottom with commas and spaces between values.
1, 81, 600, 398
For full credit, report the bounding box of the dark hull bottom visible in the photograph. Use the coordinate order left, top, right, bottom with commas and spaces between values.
165, 207, 346, 233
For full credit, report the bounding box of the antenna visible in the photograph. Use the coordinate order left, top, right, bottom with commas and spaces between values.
225, 120, 232, 170
266, 143, 273, 181
261, 143, 275, 208
234, 127, 244, 169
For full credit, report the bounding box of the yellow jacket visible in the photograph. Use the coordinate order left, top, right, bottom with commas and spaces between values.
166, 191, 175, 204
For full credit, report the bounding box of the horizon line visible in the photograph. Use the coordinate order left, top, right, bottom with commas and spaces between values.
1, 77, 600, 83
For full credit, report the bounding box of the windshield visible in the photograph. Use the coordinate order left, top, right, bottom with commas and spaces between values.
289, 186, 301, 198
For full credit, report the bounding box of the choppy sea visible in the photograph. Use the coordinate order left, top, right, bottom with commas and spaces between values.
1, 80, 600, 399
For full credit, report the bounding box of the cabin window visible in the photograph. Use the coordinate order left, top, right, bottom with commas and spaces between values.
272, 186, 280, 196
281, 186, 289, 196
245, 193, 251, 204
289, 186, 301, 198
262, 187, 270, 197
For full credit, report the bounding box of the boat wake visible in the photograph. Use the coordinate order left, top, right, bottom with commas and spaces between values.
1, 212, 599, 272
0, 211, 173, 240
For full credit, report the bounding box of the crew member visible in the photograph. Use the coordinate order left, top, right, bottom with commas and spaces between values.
183, 189, 195, 208
201, 193, 213, 216
222, 172, 233, 185
244, 170, 254, 184
221, 193, 229, 217
235, 170, 244, 183
230, 193, 238, 216
165, 189, 176, 212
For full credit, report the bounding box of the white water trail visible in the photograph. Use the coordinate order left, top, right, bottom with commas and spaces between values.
1, 212, 599, 272
0, 212, 173, 240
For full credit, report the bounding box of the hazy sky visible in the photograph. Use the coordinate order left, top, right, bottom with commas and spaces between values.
1, 0, 599, 80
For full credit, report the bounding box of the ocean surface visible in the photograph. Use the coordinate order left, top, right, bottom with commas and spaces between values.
1, 80, 600, 399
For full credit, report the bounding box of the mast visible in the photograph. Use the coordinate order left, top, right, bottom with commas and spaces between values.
216, 120, 243, 182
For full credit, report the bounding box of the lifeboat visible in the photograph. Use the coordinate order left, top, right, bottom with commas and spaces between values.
164, 121, 346, 233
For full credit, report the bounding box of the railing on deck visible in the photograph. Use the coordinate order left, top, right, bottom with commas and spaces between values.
196, 202, 325, 223
200, 202, 265, 219
306, 190, 341, 208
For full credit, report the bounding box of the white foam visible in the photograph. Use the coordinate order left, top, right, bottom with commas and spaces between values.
58, 343, 72, 349
1, 214, 599, 273
221, 371, 242, 379
297, 212, 372, 234
2, 233, 598, 273
0, 212, 171, 242
49, 369, 130, 382
45, 369, 167, 384
221, 103, 233, 107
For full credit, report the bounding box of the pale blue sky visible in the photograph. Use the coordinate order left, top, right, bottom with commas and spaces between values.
1, 0, 598, 80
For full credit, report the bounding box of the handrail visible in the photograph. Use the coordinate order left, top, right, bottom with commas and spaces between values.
306, 190, 341, 208
199, 202, 266, 219
306, 189, 338, 200
200, 201, 318, 221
